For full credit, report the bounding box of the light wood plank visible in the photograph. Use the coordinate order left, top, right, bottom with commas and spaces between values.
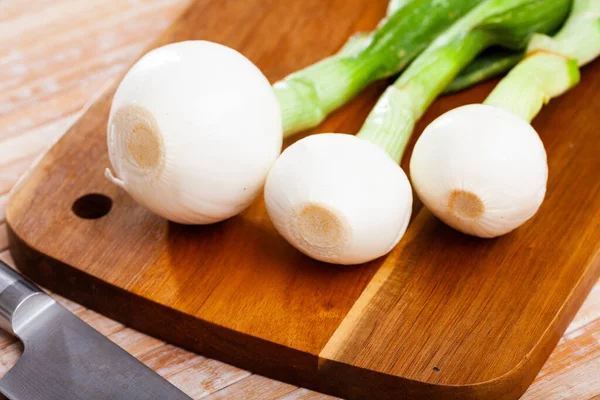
0, 114, 77, 163
1, 45, 131, 111
0, 1, 188, 141
0, 154, 37, 196
0, 0, 57, 23
0, 330, 15, 352
275, 388, 338, 400
168, 358, 251, 399
565, 281, 600, 335
202, 374, 296, 400
0, 194, 7, 224
0, 0, 185, 52
523, 318, 600, 400
0, 1, 106, 47
0, 223, 7, 251
0, 250, 12, 265
0, 15, 172, 96
108, 327, 164, 356
0, 75, 110, 140
0, 342, 23, 377
139, 344, 205, 378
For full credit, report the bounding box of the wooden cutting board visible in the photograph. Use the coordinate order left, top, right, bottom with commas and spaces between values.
5, 0, 600, 398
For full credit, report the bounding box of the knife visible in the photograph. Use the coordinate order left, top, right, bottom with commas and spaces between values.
0, 259, 192, 400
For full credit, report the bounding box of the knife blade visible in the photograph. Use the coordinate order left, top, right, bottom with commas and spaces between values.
0, 259, 192, 400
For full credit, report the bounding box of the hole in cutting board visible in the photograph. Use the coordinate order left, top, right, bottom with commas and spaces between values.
72, 194, 113, 219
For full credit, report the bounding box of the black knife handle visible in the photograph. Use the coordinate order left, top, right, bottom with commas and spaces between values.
0, 259, 45, 335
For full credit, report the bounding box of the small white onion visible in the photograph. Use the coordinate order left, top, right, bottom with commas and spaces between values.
410, 104, 548, 238
265, 134, 413, 265
106, 41, 282, 224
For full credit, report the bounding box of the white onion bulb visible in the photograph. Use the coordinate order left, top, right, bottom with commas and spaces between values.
410, 104, 548, 238
106, 41, 282, 224
265, 134, 413, 265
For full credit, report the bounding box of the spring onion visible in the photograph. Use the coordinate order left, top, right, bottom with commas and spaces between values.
410, 0, 600, 238
265, 0, 570, 264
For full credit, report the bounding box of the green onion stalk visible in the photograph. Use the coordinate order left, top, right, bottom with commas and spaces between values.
444, 0, 600, 95
409, 0, 599, 239
356, 0, 572, 163
444, 48, 523, 93
485, 0, 600, 120
274, 0, 483, 136
325, 1, 528, 100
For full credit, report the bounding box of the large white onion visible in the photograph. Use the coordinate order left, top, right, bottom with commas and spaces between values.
106, 41, 282, 224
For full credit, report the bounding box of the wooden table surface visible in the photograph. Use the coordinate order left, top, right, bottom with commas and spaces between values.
0, 1, 598, 399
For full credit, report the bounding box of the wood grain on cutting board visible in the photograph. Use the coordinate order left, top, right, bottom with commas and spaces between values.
1, 0, 599, 399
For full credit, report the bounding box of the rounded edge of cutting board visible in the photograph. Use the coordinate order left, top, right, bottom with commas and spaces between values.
7, 218, 599, 400
315, 258, 597, 400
